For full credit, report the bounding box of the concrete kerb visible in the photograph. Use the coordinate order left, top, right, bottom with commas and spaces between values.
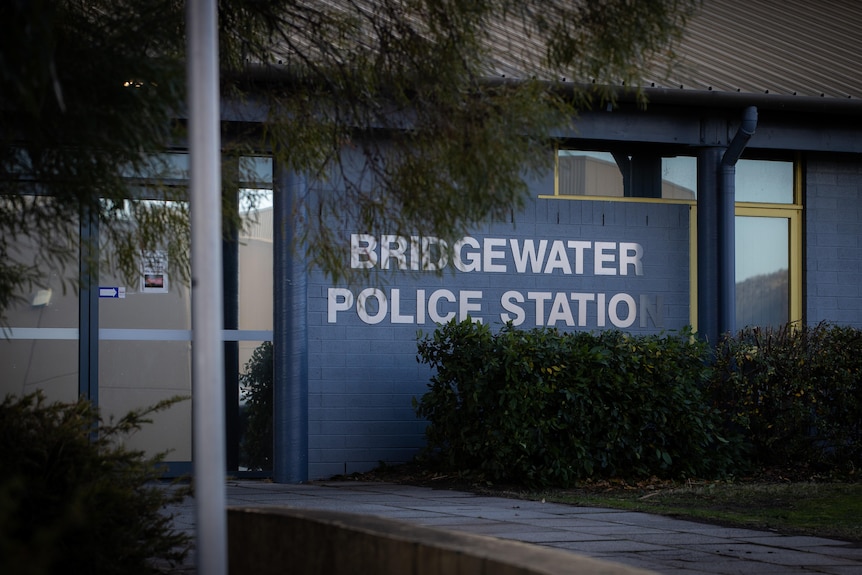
227, 505, 659, 575
163, 480, 862, 574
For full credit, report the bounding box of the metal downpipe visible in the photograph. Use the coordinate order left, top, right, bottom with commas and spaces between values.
718, 106, 757, 338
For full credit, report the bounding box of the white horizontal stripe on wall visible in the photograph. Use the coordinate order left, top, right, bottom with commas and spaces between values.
3, 328, 273, 341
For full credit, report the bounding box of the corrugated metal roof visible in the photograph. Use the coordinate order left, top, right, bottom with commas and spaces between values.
261, 1, 862, 108
483, 0, 862, 106
654, 0, 862, 101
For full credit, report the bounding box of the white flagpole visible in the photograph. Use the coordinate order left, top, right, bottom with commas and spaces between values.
187, 0, 226, 573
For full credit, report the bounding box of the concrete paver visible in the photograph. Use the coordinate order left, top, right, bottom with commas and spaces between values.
164, 480, 862, 574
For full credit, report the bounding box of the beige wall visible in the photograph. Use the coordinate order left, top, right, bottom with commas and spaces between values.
1, 235, 80, 403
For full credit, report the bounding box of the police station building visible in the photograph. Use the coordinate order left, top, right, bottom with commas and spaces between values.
3, 0, 862, 481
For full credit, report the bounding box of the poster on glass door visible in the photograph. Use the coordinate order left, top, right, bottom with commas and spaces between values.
141, 250, 169, 294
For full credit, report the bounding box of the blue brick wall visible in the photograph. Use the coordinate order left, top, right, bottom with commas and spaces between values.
304, 176, 693, 479
805, 158, 862, 327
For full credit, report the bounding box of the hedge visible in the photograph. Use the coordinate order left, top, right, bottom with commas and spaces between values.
414, 320, 739, 487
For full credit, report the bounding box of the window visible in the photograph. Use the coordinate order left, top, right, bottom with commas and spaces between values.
736, 160, 794, 203
550, 148, 802, 331
554, 149, 697, 201
735, 158, 801, 329
0, 197, 80, 403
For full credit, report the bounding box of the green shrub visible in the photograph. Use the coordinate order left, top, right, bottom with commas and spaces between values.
239, 341, 273, 471
0, 392, 191, 575
414, 320, 739, 487
708, 322, 862, 473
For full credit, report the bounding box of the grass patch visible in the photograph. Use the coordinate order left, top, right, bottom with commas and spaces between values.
541, 481, 862, 543
353, 462, 862, 543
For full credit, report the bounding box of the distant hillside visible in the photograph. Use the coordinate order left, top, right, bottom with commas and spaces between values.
736, 269, 789, 329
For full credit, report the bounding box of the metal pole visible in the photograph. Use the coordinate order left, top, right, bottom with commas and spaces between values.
187, 0, 226, 573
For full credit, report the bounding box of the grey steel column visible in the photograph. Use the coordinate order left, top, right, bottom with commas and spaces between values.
697, 147, 722, 345
78, 205, 98, 403
273, 163, 308, 483
187, 0, 226, 573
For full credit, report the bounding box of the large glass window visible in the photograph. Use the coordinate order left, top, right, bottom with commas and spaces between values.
0, 198, 80, 403
98, 154, 275, 468
2, 153, 274, 473
238, 187, 273, 472
555, 150, 696, 200
736, 160, 794, 204
551, 149, 801, 331
735, 216, 790, 329
735, 158, 801, 330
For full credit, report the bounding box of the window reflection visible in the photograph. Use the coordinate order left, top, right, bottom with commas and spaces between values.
736, 160, 794, 204
556, 150, 696, 199
736, 216, 789, 329
0, 197, 79, 402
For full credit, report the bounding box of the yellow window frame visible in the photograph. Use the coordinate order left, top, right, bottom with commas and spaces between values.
547, 149, 802, 332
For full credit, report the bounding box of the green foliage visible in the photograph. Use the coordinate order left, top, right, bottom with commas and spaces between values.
1, 0, 697, 318
240, 341, 274, 471
249, 0, 697, 285
416, 320, 862, 485
708, 322, 862, 473
0, 0, 189, 316
414, 320, 737, 487
0, 392, 191, 575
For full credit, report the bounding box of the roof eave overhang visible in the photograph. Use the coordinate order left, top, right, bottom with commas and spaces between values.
629, 85, 862, 116
231, 64, 862, 116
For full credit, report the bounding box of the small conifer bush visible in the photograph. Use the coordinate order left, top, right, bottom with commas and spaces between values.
0, 392, 191, 575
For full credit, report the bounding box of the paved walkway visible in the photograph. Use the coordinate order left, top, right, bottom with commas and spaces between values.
166, 480, 862, 574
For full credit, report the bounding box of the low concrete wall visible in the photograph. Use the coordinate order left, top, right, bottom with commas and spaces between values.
228, 506, 657, 575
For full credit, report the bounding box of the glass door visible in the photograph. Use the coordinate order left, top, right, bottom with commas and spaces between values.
98, 199, 193, 467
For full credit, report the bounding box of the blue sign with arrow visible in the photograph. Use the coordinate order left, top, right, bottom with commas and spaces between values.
99, 287, 126, 299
